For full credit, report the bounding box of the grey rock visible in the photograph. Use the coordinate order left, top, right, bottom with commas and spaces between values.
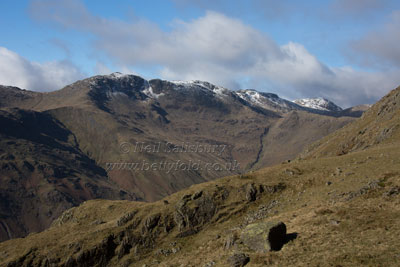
116, 210, 137, 226
227, 253, 250, 267
174, 194, 217, 235
171, 247, 180, 254
224, 233, 238, 250
192, 190, 203, 200
241, 221, 287, 252
244, 200, 279, 224
144, 213, 161, 231
245, 183, 257, 202
384, 186, 400, 197
345, 180, 381, 201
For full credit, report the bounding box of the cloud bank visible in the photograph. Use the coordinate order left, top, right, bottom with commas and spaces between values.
0, 47, 84, 91
5, 0, 395, 107
350, 10, 400, 68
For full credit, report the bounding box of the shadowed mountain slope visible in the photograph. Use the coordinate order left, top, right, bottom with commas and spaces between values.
0, 108, 138, 242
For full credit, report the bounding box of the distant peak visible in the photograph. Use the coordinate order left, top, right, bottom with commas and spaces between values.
87, 72, 147, 86
293, 97, 342, 112
87, 72, 145, 82
236, 89, 299, 112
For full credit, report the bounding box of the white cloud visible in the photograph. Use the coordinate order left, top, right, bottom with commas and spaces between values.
0, 47, 84, 91
172, 0, 296, 20
350, 10, 400, 68
247, 42, 400, 107
28, 0, 400, 107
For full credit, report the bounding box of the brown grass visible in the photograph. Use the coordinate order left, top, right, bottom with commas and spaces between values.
1, 141, 400, 266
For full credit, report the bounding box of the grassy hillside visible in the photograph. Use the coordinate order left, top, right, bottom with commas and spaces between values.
1, 142, 399, 266
301, 86, 400, 159
1, 86, 399, 266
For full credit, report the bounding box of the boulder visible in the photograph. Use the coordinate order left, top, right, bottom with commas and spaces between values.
241, 221, 287, 252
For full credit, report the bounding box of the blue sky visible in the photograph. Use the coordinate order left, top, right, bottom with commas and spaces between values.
1, 0, 400, 107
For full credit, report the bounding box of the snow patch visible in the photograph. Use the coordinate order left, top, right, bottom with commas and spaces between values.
236, 90, 265, 106
293, 97, 342, 112
108, 72, 130, 79
170, 80, 229, 97
143, 85, 164, 99
106, 91, 128, 98
236, 89, 297, 111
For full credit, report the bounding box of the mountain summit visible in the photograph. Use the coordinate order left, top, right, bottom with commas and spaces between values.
95, 73, 344, 114
293, 97, 343, 112
63, 72, 343, 114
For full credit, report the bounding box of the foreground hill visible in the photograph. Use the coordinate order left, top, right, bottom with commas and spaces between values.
301, 86, 400, 158
0, 86, 398, 266
0, 74, 364, 241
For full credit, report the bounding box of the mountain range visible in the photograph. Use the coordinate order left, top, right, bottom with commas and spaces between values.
0, 78, 399, 266
0, 73, 368, 242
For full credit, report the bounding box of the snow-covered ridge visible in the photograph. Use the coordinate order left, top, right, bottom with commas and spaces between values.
293, 97, 342, 112
94, 73, 344, 113
108, 72, 131, 79
236, 90, 267, 106
170, 80, 229, 97
236, 89, 300, 112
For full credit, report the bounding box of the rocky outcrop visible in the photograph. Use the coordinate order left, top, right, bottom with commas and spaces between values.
116, 210, 138, 227
245, 183, 257, 202
2, 181, 288, 266
243, 182, 286, 203
174, 191, 218, 237
241, 221, 287, 252
144, 213, 161, 231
